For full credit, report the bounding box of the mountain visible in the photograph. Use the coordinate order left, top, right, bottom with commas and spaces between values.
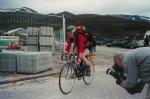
56, 11, 75, 17
0, 7, 38, 13
0, 7, 150, 38
114, 14, 150, 22
57, 12, 150, 22
62, 13, 150, 38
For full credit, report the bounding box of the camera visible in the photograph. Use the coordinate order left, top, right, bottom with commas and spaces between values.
106, 64, 145, 95
106, 64, 126, 81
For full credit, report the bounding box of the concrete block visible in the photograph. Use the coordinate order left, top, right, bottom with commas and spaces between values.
50, 37, 54, 45
40, 46, 52, 52
27, 36, 38, 45
40, 27, 54, 36
0, 53, 17, 72
39, 37, 46, 45
39, 37, 51, 46
46, 27, 54, 36
32, 28, 40, 36
0, 50, 53, 74
40, 27, 47, 35
27, 27, 39, 36
27, 27, 33, 35
27, 46, 38, 51
16, 52, 52, 74
18, 54, 27, 73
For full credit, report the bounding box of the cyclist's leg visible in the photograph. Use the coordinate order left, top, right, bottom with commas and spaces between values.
82, 48, 91, 66
82, 48, 92, 76
72, 49, 81, 68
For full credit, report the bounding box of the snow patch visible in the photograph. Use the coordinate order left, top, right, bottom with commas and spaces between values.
0, 7, 38, 14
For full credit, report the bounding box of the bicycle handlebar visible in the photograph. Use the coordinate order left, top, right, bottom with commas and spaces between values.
61, 52, 94, 63
61, 52, 79, 62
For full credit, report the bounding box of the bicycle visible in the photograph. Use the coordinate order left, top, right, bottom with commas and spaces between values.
59, 52, 95, 94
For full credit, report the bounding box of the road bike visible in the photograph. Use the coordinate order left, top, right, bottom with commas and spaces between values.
59, 53, 95, 94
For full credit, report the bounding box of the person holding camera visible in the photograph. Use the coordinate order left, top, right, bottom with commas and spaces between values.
107, 47, 150, 99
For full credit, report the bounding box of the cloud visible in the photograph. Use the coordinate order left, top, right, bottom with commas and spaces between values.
0, 0, 150, 17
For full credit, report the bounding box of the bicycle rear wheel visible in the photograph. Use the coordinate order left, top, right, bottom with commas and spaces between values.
59, 62, 75, 94
83, 61, 94, 85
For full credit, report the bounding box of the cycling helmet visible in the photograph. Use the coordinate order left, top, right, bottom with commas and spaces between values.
66, 25, 75, 32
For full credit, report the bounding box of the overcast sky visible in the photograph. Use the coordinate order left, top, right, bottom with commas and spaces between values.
0, 0, 150, 17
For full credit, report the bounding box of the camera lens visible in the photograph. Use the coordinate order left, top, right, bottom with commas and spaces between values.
106, 68, 111, 74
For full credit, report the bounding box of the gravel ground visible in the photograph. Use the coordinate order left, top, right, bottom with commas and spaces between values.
94, 46, 130, 71
94, 46, 149, 99
0, 46, 149, 99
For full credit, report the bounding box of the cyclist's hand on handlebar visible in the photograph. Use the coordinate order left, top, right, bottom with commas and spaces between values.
61, 52, 68, 61
61, 51, 72, 61
79, 52, 83, 58
64, 51, 69, 54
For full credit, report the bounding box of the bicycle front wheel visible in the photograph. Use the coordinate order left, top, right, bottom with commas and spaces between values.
59, 62, 75, 94
83, 61, 94, 85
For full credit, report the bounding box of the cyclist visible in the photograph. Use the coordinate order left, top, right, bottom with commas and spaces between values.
65, 24, 92, 75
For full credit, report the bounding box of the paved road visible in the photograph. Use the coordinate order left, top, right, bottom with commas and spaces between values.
0, 46, 147, 99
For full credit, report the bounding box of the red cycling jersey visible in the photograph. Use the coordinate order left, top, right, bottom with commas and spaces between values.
65, 31, 90, 53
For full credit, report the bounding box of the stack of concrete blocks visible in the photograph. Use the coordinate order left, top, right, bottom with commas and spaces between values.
27, 27, 54, 52
39, 27, 54, 52
0, 50, 53, 74
17, 52, 52, 74
0, 51, 23, 72
27, 27, 40, 51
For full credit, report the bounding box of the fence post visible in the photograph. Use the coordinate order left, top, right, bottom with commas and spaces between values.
62, 14, 66, 53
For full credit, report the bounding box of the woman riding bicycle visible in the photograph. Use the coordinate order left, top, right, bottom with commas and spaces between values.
65, 24, 92, 75
59, 24, 94, 94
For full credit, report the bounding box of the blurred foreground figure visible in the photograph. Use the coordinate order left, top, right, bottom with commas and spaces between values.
106, 47, 150, 98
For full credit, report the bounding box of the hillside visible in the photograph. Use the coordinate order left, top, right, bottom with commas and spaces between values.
60, 12, 150, 38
